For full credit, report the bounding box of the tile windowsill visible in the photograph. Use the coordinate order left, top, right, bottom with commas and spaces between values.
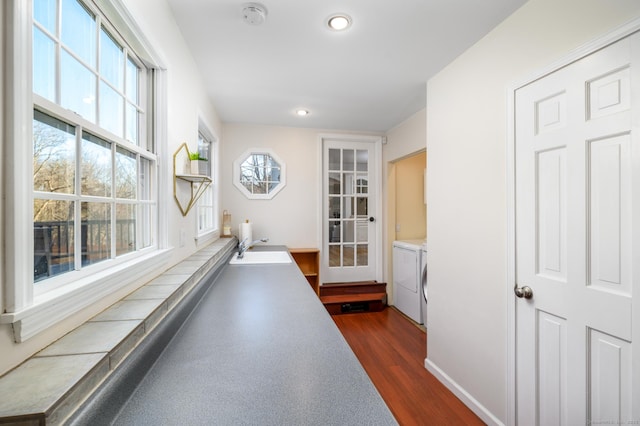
0, 237, 237, 425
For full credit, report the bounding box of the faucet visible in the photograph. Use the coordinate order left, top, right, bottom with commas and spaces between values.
237, 237, 269, 259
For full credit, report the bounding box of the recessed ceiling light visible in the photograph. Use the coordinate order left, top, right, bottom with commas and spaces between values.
327, 14, 352, 31
296, 109, 309, 117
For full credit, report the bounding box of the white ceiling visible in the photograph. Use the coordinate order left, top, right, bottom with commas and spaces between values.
166, 0, 527, 133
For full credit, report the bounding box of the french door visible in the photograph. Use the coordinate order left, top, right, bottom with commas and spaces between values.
321, 136, 381, 284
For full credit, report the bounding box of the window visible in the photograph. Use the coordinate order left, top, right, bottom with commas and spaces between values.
232, 149, 286, 200
32, 0, 156, 288
196, 127, 217, 236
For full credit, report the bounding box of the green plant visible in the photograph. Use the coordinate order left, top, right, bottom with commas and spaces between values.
189, 152, 208, 161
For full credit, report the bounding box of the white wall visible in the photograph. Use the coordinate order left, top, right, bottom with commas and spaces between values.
426, 0, 640, 423
0, 0, 221, 376
383, 109, 426, 162
221, 124, 384, 250
221, 124, 320, 248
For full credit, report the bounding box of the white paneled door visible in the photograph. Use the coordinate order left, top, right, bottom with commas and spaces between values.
514, 32, 638, 424
322, 136, 381, 284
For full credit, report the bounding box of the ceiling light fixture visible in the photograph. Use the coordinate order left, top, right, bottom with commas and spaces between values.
242, 2, 268, 26
296, 109, 309, 117
326, 14, 352, 31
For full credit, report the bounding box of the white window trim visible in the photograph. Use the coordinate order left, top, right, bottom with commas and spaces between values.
232, 148, 287, 200
195, 115, 219, 242
1, 0, 170, 342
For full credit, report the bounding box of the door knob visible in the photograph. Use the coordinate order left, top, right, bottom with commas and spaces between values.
514, 285, 533, 299
369, 217, 375, 222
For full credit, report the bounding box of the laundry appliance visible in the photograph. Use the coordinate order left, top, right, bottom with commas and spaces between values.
392, 239, 426, 324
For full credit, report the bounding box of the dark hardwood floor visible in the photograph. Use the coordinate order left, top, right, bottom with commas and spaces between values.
332, 307, 485, 426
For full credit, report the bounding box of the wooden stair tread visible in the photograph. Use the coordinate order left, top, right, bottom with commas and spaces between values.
322, 280, 378, 288
320, 282, 387, 297
319, 281, 387, 315
320, 292, 386, 304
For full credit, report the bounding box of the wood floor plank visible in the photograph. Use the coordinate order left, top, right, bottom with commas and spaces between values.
332, 308, 485, 426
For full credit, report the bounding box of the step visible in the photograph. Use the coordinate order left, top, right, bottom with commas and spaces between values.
320, 292, 387, 315
320, 281, 387, 297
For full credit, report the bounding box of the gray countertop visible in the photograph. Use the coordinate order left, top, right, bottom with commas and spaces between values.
110, 246, 397, 425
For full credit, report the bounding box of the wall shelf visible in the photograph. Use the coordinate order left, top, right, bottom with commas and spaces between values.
173, 143, 212, 216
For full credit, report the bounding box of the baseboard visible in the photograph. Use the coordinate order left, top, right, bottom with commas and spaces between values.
424, 357, 504, 426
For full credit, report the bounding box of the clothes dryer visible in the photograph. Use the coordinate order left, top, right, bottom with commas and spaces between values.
392, 240, 424, 324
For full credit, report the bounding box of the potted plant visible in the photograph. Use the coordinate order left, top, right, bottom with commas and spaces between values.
189, 152, 208, 175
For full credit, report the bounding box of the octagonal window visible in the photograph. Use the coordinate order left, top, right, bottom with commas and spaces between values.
233, 149, 286, 199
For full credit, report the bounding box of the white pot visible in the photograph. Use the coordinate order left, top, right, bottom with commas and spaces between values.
191, 160, 206, 175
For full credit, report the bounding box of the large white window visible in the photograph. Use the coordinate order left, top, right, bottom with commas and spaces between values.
31, 1, 157, 290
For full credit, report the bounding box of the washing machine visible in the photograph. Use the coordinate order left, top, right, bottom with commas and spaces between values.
420, 242, 428, 327
392, 240, 424, 324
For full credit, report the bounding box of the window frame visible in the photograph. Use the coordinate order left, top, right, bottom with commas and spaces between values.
232, 148, 286, 200
1, 0, 169, 342
195, 119, 219, 240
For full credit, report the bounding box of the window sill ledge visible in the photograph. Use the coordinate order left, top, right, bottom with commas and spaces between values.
0, 237, 237, 424
1, 249, 176, 342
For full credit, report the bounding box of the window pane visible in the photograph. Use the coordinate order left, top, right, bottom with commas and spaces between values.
356, 149, 368, 172
328, 149, 340, 171
329, 196, 340, 220
357, 244, 368, 266
240, 153, 281, 195
61, 50, 96, 122
33, 27, 56, 101
61, 0, 96, 67
116, 204, 135, 256
328, 172, 340, 195
141, 204, 153, 248
125, 102, 138, 144
197, 134, 211, 176
33, 111, 76, 194
99, 81, 124, 137
356, 197, 368, 217
356, 217, 368, 242
139, 157, 152, 200
198, 192, 213, 232
343, 149, 354, 171
343, 172, 354, 195
34, 0, 57, 34
116, 147, 136, 199
343, 220, 354, 243
329, 220, 341, 243
100, 27, 124, 91
343, 244, 355, 266
343, 196, 354, 218
356, 174, 368, 194
329, 245, 341, 267
81, 202, 110, 266
126, 57, 138, 102
81, 132, 112, 196
34, 199, 75, 282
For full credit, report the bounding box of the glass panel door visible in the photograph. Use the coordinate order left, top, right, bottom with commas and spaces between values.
323, 138, 379, 284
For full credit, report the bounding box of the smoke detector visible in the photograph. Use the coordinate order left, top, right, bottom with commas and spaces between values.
242, 3, 268, 26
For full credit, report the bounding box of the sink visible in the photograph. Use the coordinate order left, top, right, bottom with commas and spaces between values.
229, 251, 292, 265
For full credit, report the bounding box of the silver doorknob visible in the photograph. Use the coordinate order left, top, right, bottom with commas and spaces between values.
514, 285, 533, 299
